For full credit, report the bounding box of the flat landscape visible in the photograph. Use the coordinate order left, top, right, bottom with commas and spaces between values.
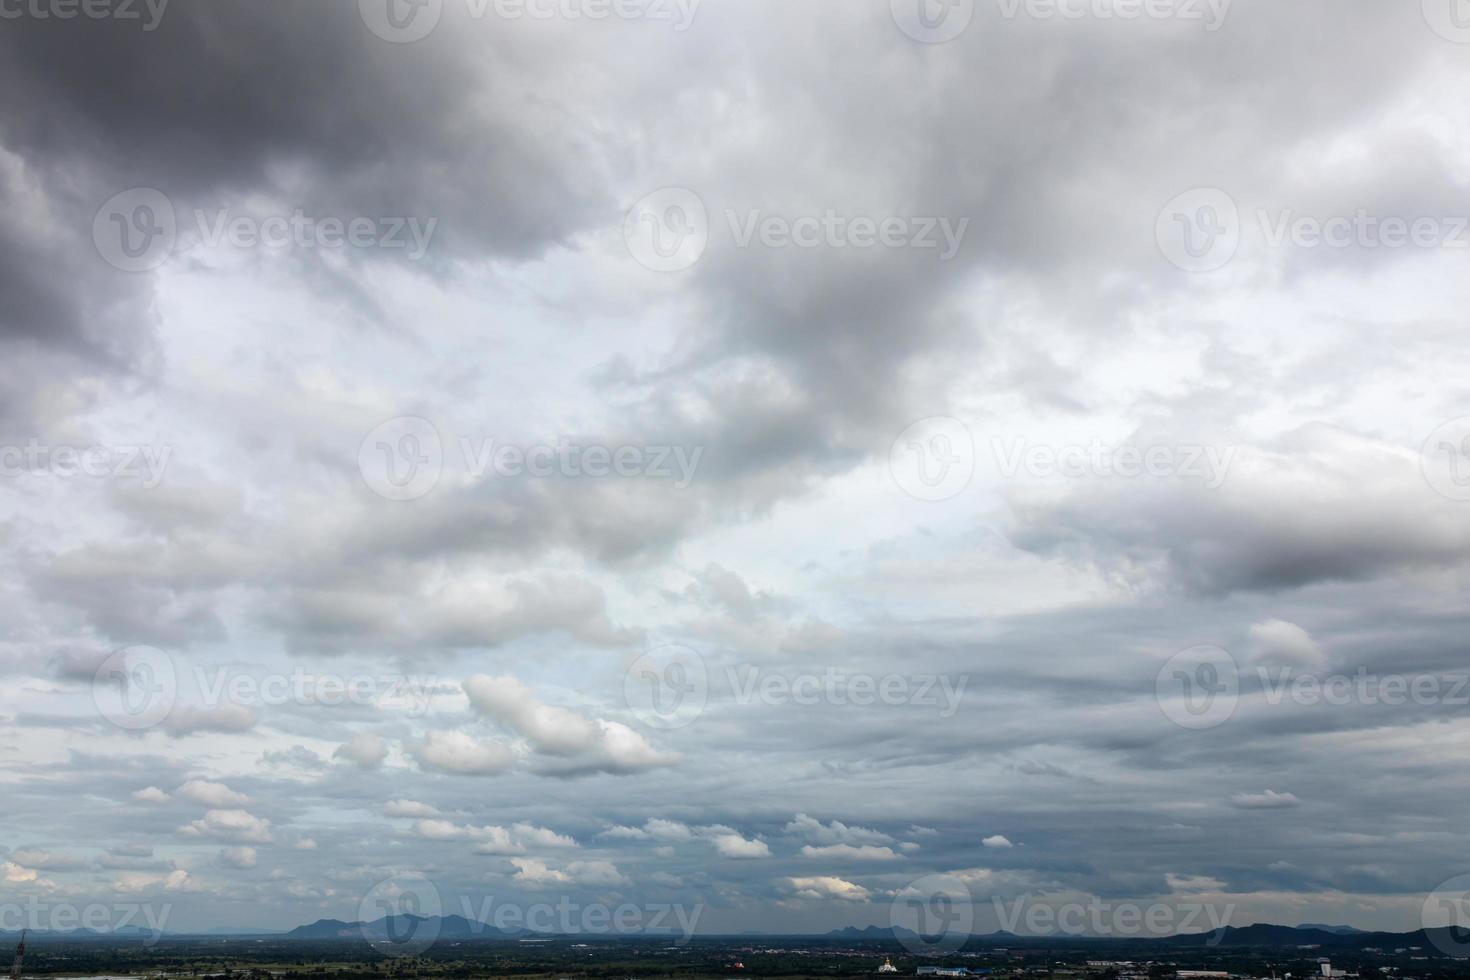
9, 933, 1470, 980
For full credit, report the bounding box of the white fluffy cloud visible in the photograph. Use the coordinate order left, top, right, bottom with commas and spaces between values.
800, 844, 901, 860
513, 822, 580, 849
409, 731, 515, 776
463, 675, 677, 775
113, 869, 196, 893
411, 819, 577, 854
8, 849, 88, 871
2, 863, 48, 886
785, 813, 894, 846
1248, 619, 1328, 668
646, 819, 696, 842
711, 833, 772, 859
464, 674, 600, 754
383, 799, 439, 818
178, 809, 274, 844
783, 876, 871, 902
218, 846, 258, 869
599, 818, 696, 841
599, 819, 770, 859
334, 733, 390, 769
178, 780, 251, 807
509, 858, 627, 888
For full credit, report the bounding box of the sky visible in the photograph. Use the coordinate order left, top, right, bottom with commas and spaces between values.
3, 0, 1470, 944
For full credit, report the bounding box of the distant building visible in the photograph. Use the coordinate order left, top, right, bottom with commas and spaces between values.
878, 958, 898, 974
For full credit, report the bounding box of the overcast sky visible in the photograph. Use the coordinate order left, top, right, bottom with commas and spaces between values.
3, 0, 1470, 942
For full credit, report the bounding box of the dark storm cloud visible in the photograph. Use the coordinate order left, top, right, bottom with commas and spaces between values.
0, 157, 161, 436
0, 2, 603, 258
0, 0, 607, 440
1007, 426, 1470, 596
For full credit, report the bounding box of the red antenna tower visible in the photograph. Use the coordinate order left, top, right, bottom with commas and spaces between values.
9, 929, 24, 980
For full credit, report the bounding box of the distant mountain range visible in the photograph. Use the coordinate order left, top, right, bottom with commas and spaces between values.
0, 919, 1445, 948
1155, 923, 1435, 949
1300, 923, 1368, 935
821, 923, 1437, 949
0, 926, 162, 939
286, 914, 529, 940
826, 925, 922, 940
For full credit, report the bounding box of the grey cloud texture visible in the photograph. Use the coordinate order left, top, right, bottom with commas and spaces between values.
0, 0, 1468, 939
